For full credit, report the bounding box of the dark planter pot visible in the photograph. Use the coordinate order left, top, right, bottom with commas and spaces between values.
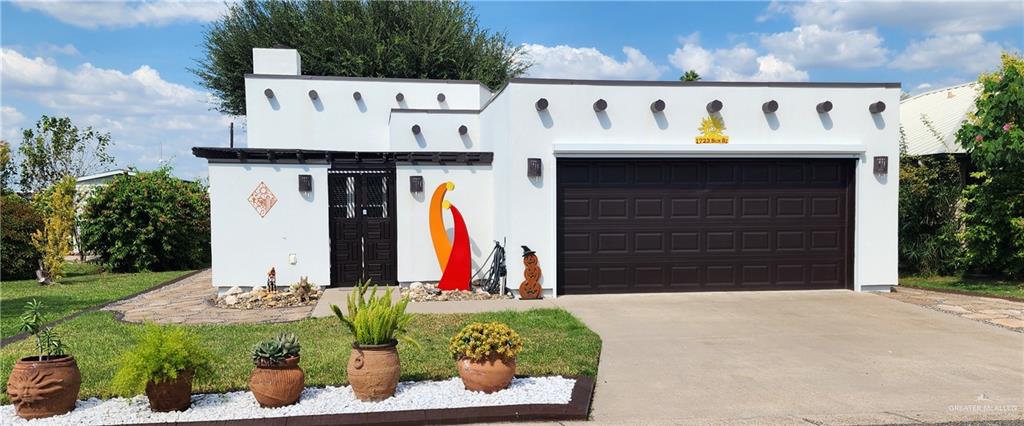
457, 355, 516, 393
250, 356, 304, 407
145, 370, 194, 412
7, 355, 82, 419
347, 341, 400, 401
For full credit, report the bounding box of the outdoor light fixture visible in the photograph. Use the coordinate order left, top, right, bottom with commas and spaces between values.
396, 92, 405, 102
593, 99, 608, 112
874, 156, 888, 176
308, 90, 319, 101
264, 88, 275, 98
816, 101, 833, 113
706, 100, 723, 113
762, 100, 779, 113
298, 174, 312, 192
869, 101, 886, 114
650, 99, 666, 113
353, 91, 362, 101
535, 98, 549, 111
411, 124, 421, 135
527, 158, 542, 178
458, 125, 468, 135
409, 176, 424, 193
437, 93, 446, 102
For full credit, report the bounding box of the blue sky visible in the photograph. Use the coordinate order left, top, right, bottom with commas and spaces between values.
2, 1, 1021, 180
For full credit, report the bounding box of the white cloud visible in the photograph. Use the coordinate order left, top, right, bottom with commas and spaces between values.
520, 44, 665, 80
14, 0, 227, 29
761, 0, 1023, 34
890, 33, 1004, 73
2, 106, 26, 140
668, 37, 808, 82
1, 47, 233, 178
40, 43, 80, 57
760, 25, 888, 68
915, 83, 933, 91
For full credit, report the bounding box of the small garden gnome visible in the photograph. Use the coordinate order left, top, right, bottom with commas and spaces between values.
518, 246, 543, 300
267, 267, 277, 293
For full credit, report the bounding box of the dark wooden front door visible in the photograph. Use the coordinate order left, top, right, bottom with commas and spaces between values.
557, 158, 855, 294
328, 168, 397, 287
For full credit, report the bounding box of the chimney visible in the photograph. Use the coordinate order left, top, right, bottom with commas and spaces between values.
252, 48, 301, 75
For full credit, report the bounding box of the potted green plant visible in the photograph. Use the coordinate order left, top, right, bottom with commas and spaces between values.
331, 282, 418, 401
6, 299, 81, 419
449, 322, 523, 393
112, 324, 213, 412
249, 332, 304, 407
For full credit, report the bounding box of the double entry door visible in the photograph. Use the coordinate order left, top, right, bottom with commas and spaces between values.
328, 168, 397, 287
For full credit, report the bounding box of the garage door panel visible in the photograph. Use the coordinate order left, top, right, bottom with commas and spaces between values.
558, 159, 853, 293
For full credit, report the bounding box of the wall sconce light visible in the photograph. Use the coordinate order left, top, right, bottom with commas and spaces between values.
816, 101, 833, 113
411, 124, 421, 135
264, 88, 275, 98
873, 156, 888, 176
650, 99, 666, 113
535, 98, 549, 111
409, 176, 424, 193
527, 158, 542, 178
437, 93, 446, 102
298, 174, 312, 192
458, 125, 468, 135
396, 92, 405, 102
308, 90, 319, 101
762, 100, 779, 113
353, 91, 362, 101
706, 99, 723, 113
593, 99, 608, 112
869, 101, 886, 114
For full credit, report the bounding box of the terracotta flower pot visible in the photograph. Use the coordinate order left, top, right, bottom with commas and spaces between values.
457, 355, 516, 393
7, 355, 82, 419
145, 370, 194, 412
347, 341, 400, 401
250, 356, 304, 407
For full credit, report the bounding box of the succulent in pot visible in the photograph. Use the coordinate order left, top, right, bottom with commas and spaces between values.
331, 281, 418, 401
112, 324, 214, 412
249, 332, 304, 407
449, 322, 523, 393
7, 299, 81, 419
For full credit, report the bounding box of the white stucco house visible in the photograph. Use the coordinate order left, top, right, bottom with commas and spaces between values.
194, 48, 900, 297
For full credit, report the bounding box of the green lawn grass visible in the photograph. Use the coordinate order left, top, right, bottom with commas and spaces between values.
899, 276, 1024, 299
0, 308, 601, 403
0, 263, 193, 339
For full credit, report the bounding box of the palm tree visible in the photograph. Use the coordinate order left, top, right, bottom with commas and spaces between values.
680, 70, 701, 81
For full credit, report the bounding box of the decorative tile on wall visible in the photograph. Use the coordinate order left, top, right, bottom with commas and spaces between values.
248, 181, 277, 218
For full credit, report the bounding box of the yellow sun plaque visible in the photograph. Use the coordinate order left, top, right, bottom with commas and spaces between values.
696, 115, 729, 144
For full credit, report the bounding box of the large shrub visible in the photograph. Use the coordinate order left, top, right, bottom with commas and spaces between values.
956, 53, 1024, 278
82, 167, 210, 272
1, 193, 43, 280
898, 154, 965, 275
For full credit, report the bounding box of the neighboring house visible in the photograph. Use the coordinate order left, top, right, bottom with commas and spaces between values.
899, 83, 979, 156
193, 48, 900, 296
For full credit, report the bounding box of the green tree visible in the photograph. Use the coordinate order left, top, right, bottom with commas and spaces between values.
0, 140, 15, 193
31, 176, 76, 284
82, 167, 211, 272
17, 115, 115, 194
897, 155, 965, 274
1, 193, 44, 279
680, 70, 701, 81
194, 0, 529, 116
956, 52, 1024, 278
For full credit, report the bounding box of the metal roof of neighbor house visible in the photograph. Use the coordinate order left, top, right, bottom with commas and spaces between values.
899, 82, 979, 156
76, 169, 136, 184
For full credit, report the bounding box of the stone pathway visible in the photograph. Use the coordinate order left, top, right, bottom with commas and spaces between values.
881, 286, 1024, 332
104, 269, 313, 324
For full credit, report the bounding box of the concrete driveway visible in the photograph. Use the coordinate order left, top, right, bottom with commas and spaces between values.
554, 290, 1023, 425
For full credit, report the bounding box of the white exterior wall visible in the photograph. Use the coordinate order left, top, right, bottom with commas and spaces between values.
395, 165, 494, 283
208, 163, 330, 290
491, 82, 900, 294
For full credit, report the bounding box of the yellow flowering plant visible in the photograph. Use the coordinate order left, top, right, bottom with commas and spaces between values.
449, 322, 523, 361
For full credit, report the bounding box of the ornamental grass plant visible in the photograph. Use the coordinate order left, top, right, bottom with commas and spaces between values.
111, 324, 214, 395
330, 282, 418, 347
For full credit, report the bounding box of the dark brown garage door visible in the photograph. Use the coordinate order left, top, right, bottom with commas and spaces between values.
557, 159, 854, 294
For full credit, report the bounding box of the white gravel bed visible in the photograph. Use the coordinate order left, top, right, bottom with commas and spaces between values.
2, 376, 576, 425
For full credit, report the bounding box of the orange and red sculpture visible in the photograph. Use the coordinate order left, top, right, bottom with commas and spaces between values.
430, 182, 471, 291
